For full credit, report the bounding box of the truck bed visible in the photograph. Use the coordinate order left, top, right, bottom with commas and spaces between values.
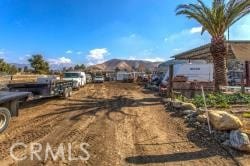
0, 91, 31, 104
7, 80, 74, 98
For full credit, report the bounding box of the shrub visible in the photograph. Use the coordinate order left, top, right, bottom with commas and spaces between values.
192, 93, 250, 108
243, 113, 250, 118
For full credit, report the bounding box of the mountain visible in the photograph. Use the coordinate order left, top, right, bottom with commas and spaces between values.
10, 63, 30, 69
87, 59, 162, 72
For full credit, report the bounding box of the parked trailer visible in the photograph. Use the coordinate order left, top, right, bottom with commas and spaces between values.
0, 91, 31, 133
162, 63, 214, 83
7, 77, 74, 99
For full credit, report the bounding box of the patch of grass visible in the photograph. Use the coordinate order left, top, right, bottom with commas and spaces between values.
243, 112, 250, 118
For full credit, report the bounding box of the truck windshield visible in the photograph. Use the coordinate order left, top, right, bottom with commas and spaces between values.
64, 73, 80, 78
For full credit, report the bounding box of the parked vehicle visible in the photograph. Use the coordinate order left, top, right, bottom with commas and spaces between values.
63, 72, 86, 89
0, 91, 31, 133
86, 74, 93, 83
94, 75, 104, 83
8, 76, 74, 99
116, 71, 130, 81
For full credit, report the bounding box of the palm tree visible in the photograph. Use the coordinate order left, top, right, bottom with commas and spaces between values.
176, 0, 250, 91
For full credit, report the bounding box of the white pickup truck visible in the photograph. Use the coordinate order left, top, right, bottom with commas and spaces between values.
94, 75, 104, 83
63, 72, 86, 90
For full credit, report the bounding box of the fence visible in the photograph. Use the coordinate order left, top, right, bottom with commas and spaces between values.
223, 86, 250, 94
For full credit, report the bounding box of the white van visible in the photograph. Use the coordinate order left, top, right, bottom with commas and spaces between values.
63, 71, 86, 89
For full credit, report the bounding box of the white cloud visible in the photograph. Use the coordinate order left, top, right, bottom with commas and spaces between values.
87, 48, 109, 65
128, 56, 136, 60
65, 50, 73, 54
144, 57, 165, 62
173, 48, 182, 52
49, 57, 72, 65
76, 51, 83, 55
190, 26, 202, 34
128, 56, 164, 62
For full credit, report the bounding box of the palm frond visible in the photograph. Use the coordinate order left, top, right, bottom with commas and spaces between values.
176, 0, 250, 38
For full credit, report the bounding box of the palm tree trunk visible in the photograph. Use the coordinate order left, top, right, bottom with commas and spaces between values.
210, 36, 228, 91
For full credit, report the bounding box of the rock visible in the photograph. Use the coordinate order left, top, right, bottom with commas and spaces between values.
222, 139, 231, 146
181, 102, 196, 111
196, 114, 207, 123
194, 122, 201, 128
208, 111, 243, 131
162, 98, 172, 104
229, 130, 250, 152
213, 131, 230, 143
220, 132, 230, 142
181, 110, 195, 116
197, 108, 206, 115
172, 100, 183, 109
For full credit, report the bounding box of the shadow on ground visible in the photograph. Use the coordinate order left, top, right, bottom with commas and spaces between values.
35, 95, 162, 122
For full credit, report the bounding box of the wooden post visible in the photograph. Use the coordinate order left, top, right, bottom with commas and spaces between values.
246, 61, 250, 86
169, 64, 174, 99
241, 63, 245, 93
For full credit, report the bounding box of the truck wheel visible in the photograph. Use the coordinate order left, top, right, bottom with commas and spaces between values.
68, 87, 73, 97
0, 107, 11, 133
77, 85, 80, 90
63, 88, 69, 98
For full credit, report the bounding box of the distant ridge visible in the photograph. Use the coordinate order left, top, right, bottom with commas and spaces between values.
87, 59, 162, 72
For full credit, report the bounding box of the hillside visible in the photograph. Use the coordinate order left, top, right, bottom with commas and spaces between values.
87, 59, 162, 72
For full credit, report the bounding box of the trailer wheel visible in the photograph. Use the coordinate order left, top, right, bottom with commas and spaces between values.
63, 88, 69, 98
0, 107, 11, 133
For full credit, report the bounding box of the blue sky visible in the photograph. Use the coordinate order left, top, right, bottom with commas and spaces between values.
0, 0, 250, 66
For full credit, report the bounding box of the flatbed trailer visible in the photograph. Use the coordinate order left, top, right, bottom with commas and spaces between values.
7, 79, 74, 99
0, 91, 31, 133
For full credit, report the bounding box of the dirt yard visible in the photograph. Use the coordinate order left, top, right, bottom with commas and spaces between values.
0, 83, 249, 165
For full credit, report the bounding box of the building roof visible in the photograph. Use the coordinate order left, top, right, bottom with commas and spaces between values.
172, 40, 250, 61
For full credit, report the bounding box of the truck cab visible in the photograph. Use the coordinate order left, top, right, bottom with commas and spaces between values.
63, 72, 86, 89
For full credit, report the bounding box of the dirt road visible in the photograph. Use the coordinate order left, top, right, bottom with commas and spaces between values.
0, 83, 241, 165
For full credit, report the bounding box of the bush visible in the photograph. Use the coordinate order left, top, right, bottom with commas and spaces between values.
192, 93, 250, 108
243, 113, 250, 118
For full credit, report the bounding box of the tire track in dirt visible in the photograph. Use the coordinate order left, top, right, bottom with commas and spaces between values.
0, 84, 97, 164
0, 83, 239, 166
124, 89, 237, 166
6, 83, 109, 165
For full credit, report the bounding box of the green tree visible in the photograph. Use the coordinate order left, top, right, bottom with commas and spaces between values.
176, 0, 250, 91
28, 54, 49, 74
9, 65, 18, 75
0, 59, 18, 74
74, 64, 86, 71
0, 59, 9, 73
